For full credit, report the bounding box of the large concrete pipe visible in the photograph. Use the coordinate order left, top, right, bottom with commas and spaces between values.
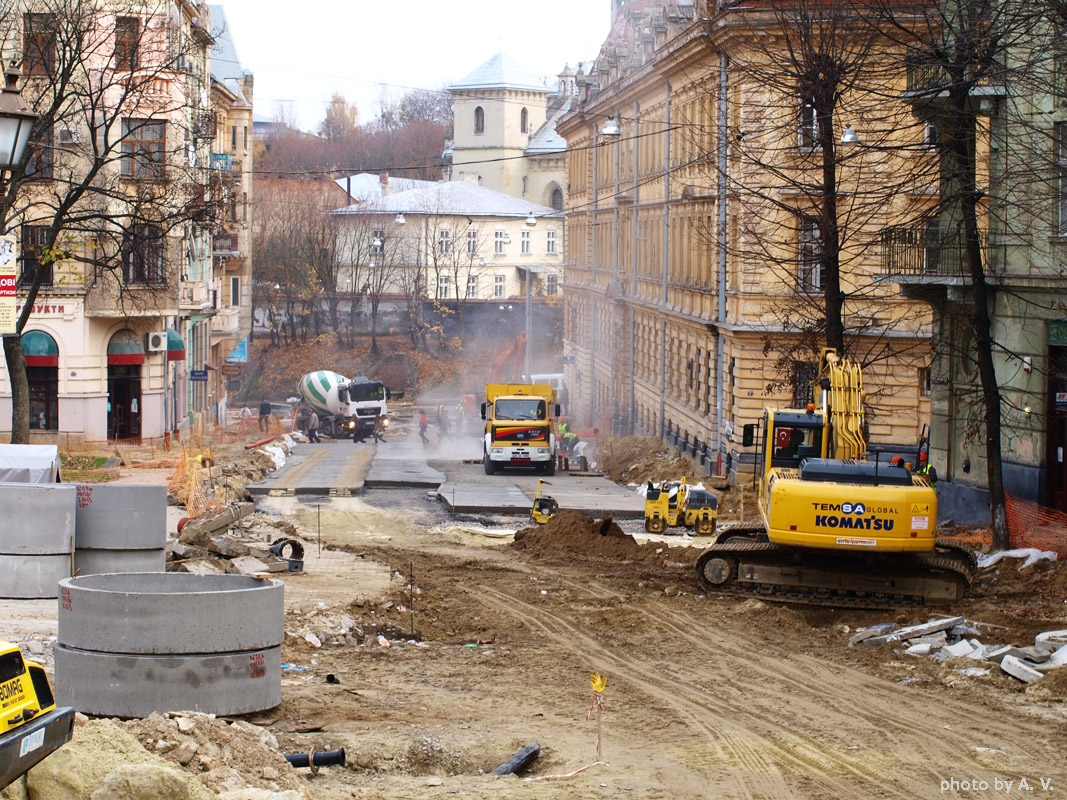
72, 484, 166, 575
0, 483, 74, 598
55, 573, 283, 717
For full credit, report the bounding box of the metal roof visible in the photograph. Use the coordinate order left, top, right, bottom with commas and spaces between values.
330, 180, 561, 219
334, 173, 438, 203
208, 6, 246, 84
525, 96, 572, 155
449, 52, 549, 93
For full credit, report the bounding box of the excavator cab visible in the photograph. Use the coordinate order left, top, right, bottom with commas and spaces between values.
530, 480, 559, 524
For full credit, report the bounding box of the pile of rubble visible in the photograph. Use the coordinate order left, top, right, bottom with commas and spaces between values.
849, 616, 1067, 685
168, 505, 305, 577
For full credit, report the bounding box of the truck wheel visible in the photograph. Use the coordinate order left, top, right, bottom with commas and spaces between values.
544, 459, 556, 476
484, 452, 495, 475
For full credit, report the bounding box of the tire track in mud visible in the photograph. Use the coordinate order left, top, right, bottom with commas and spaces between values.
549, 573, 1063, 792
474, 585, 893, 800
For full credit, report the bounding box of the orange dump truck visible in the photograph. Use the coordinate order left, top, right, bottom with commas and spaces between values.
480, 384, 559, 475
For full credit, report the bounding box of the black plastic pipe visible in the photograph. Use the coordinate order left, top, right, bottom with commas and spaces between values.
490, 742, 540, 776
285, 748, 346, 769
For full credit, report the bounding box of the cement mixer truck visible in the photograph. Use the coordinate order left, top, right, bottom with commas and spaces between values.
297, 371, 388, 440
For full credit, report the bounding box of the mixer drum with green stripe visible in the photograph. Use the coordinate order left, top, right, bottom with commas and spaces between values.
297, 370, 348, 417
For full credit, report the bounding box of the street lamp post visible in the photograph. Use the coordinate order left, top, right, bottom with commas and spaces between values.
0, 67, 36, 222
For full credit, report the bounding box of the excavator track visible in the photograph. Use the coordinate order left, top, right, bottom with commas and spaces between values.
695, 528, 977, 609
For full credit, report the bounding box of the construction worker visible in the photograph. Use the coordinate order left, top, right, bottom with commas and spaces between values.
558, 417, 568, 440
562, 430, 579, 454
917, 451, 938, 487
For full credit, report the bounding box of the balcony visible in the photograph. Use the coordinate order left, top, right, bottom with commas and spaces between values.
213, 232, 240, 257
210, 153, 232, 171
878, 226, 1008, 300
211, 306, 240, 336
903, 58, 1006, 104
193, 112, 216, 140
179, 279, 210, 311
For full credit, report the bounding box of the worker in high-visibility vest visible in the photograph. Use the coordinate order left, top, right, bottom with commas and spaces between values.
917, 451, 938, 487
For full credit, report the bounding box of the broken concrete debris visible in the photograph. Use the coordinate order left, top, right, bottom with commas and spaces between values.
850, 618, 1067, 685
168, 511, 303, 575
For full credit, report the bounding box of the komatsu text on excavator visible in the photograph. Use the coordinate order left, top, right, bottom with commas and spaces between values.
695, 349, 975, 608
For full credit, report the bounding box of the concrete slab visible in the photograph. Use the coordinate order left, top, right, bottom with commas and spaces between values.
437, 475, 646, 519
1000, 654, 1043, 683
73, 484, 166, 549
365, 438, 446, 488
863, 616, 964, 646
941, 640, 976, 658
248, 441, 368, 496
0, 483, 75, 553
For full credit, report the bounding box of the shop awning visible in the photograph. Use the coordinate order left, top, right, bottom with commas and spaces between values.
21, 330, 58, 367
107, 329, 145, 365
167, 327, 186, 362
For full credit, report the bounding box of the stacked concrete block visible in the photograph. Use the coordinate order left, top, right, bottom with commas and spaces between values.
0, 483, 74, 598
55, 573, 284, 718
72, 484, 166, 575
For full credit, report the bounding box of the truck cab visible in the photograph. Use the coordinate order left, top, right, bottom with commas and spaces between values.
481, 384, 559, 475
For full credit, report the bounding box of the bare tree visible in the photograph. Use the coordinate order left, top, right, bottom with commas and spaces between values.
870, 0, 1048, 548
1, 0, 214, 442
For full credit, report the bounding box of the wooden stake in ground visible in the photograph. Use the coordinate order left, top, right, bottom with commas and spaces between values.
588, 672, 608, 762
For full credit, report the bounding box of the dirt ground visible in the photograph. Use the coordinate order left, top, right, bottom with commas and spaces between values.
13, 439, 1067, 799
239, 479, 1067, 800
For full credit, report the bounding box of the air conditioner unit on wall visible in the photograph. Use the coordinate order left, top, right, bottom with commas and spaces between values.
147, 331, 168, 352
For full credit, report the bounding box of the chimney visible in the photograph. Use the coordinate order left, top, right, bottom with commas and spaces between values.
379, 171, 390, 196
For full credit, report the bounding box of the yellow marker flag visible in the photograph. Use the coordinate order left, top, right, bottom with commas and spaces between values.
590, 673, 607, 694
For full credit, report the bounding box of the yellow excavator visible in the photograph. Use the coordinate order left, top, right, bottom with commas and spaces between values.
696, 348, 975, 608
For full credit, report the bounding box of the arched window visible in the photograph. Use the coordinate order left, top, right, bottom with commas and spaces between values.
22, 330, 58, 431
474, 106, 484, 134
551, 188, 563, 211
520, 107, 528, 134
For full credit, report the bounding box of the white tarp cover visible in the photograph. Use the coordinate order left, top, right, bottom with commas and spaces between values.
0, 444, 60, 483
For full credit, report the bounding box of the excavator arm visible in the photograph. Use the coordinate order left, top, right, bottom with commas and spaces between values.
817, 348, 866, 461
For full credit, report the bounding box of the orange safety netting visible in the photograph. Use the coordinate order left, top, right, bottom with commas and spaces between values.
1005, 493, 1067, 557
939, 494, 1067, 557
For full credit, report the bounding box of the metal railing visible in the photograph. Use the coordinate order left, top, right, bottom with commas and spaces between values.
880, 226, 987, 278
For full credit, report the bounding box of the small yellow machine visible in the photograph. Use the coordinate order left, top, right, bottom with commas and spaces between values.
644, 479, 717, 535
530, 480, 559, 524
0, 641, 74, 789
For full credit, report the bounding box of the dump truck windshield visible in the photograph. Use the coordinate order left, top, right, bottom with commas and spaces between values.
495, 398, 546, 420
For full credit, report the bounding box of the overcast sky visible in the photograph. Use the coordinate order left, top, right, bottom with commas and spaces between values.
215, 1, 612, 132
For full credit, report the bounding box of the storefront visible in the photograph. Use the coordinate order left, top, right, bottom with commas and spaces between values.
22, 330, 58, 431
106, 329, 144, 441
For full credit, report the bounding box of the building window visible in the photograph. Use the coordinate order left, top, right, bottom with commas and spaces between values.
798, 98, 817, 148
24, 13, 56, 77
494, 275, 505, 298
522, 176, 528, 196
28, 366, 58, 431
440, 273, 451, 298
242, 126, 248, 150
231, 125, 237, 151
467, 228, 478, 256
546, 273, 558, 295
467, 274, 478, 297
494, 230, 506, 255
438, 228, 451, 255
230, 275, 241, 307
546, 229, 557, 254
923, 121, 939, 148
121, 119, 166, 179
25, 121, 53, 181
242, 191, 247, 221
521, 230, 530, 254
372, 229, 384, 255
797, 217, 824, 292
551, 188, 563, 211
920, 367, 932, 396
1058, 123, 1067, 235
521, 107, 529, 134
474, 106, 485, 135
21, 225, 52, 288
122, 223, 164, 284
114, 16, 140, 71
